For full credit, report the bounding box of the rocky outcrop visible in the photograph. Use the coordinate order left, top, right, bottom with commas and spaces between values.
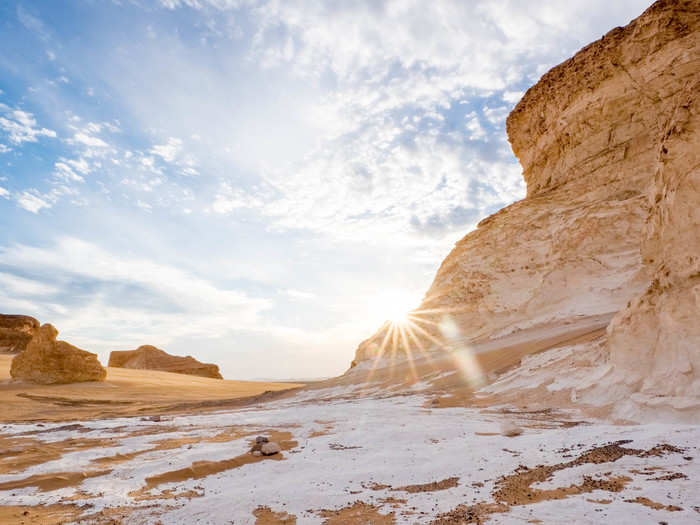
10, 324, 107, 384
352, 0, 700, 409
605, 28, 700, 399
0, 314, 39, 353
108, 345, 223, 379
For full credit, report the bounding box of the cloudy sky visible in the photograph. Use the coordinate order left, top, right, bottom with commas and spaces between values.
0, 0, 651, 379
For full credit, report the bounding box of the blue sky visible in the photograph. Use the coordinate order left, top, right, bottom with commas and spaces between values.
0, 0, 651, 379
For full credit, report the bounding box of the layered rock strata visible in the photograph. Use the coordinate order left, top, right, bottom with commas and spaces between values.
109, 345, 223, 379
10, 324, 107, 384
353, 0, 700, 407
0, 314, 39, 353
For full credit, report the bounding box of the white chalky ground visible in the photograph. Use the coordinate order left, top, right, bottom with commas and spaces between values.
1, 386, 699, 524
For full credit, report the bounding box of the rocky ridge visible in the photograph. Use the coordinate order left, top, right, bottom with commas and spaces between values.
109, 345, 223, 379
352, 0, 700, 418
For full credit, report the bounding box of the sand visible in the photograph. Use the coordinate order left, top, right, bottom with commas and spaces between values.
0, 353, 303, 423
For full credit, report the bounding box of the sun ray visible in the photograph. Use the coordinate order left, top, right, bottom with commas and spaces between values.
404, 319, 450, 351
389, 323, 400, 380
403, 324, 441, 375
397, 323, 418, 383
366, 323, 395, 383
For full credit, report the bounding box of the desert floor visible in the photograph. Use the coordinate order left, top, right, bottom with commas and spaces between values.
1, 317, 699, 524
0, 355, 303, 423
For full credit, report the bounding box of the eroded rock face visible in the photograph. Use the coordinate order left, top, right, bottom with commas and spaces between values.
0, 314, 39, 353
108, 345, 223, 379
353, 0, 700, 406
10, 324, 107, 384
605, 45, 700, 397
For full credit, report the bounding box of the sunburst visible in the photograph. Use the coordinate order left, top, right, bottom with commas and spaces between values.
363, 299, 484, 387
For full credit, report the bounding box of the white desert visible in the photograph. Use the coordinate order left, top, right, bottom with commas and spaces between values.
1, 1, 699, 524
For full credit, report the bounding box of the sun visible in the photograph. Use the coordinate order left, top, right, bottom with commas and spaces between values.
371, 291, 415, 326
386, 305, 411, 325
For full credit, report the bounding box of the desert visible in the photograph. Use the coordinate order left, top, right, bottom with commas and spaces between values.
1, 0, 699, 523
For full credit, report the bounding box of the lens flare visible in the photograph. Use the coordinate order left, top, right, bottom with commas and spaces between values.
364, 304, 484, 387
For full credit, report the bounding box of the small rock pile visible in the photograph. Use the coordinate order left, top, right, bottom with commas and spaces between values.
250, 436, 281, 457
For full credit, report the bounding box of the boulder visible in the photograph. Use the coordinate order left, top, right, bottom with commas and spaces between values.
250, 435, 270, 454
108, 345, 223, 379
10, 324, 107, 384
250, 435, 280, 456
0, 314, 39, 353
260, 442, 282, 456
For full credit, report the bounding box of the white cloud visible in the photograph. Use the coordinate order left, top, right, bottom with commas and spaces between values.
144, 0, 645, 244
0, 272, 58, 296
72, 131, 108, 148
284, 289, 316, 301
150, 137, 182, 163
0, 186, 9, 198
502, 90, 525, 104
16, 190, 53, 213
0, 237, 272, 352
211, 182, 265, 214
0, 109, 56, 145
54, 157, 91, 182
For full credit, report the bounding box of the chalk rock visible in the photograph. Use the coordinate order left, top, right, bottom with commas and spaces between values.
0, 314, 39, 353
108, 345, 223, 379
350, 0, 700, 414
500, 421, 523, 437
10, 324, 107, 384
260, 442, 282, 456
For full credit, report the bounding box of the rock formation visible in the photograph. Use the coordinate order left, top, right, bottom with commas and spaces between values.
352, 0, 700, 413
10, 324, 107, 384
604, 6, 700, 401
108, 345, 223, 379
0, 314, 39, 353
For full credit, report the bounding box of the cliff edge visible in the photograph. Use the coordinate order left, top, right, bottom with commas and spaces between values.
351, 0, 700, 420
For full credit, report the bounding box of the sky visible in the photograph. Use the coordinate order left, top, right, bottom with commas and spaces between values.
0, 0, 652, 379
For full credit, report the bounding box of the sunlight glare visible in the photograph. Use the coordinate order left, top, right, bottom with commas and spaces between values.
371, 291, 416, 326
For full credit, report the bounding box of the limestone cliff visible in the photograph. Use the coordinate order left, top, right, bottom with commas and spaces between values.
352, 0, 700, 410
109, 345, 223, 379
605, 10, 700, 400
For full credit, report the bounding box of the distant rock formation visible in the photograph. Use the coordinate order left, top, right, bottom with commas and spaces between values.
0, 314, 39, 353
10, 324, 107, 384
108, 345, 223, 379
351, 0, 700, 413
